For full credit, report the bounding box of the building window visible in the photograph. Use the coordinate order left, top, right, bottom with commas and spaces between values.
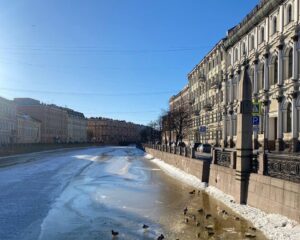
235, 48, 239, 62
228, 53, 232, 65
259, 64, 264, 91
250, 35, 255, 50
288, 49, 293, 79
273, 17, 277, 34
286, 103, 292, 133
260, 27, 265, 43
287, 4, 293, 24
274, 57, 278, 84
242, 42, 246, 55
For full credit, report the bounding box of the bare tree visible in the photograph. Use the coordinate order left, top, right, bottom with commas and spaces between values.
161, 110, 174, 145
171, 104, 191, 145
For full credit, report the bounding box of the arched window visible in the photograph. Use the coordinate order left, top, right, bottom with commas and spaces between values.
242, 42, 246, 55
287, 4, 293, 24
273, 17, 277, 34
259, 64, 264, 91
274, 57, 278, 84
260, 27, 265, 43
250, 35, 255, 50
235, 48, 239, 62
288, 49, 293, 79
228, 53, 232, 65
287, 103, 292, 132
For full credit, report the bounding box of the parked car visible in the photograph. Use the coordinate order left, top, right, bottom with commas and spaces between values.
197, 144, 212, 153
192, 142, 201, 150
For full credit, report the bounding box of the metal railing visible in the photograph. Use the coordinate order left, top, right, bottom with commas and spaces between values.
143, 144, 196, 159
267, 154, 300, 183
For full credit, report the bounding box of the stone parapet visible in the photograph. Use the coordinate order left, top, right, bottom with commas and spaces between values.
144, 147, 210, 183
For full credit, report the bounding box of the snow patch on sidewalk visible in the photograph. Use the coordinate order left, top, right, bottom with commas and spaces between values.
145, 153, 300, 240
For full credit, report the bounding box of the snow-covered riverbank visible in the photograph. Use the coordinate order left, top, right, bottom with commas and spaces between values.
145, 153, 300, 240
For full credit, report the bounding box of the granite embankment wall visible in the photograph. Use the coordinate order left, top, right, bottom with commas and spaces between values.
0, 143, 102, 157
144, 147, 300, 222
145, 147, 210, 184
248, 173, 300, 222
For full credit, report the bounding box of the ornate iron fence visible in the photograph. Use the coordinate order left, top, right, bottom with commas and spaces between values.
215, 149, 232, 168
267, 155, 300, 183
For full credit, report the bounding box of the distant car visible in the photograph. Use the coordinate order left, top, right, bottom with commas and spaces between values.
177, 142, 186, 147
192, 142, 201, 150
197, 144, 212, 153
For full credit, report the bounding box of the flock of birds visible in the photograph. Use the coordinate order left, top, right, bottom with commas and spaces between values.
180, 189, 257, 239
110, 189, 257, 239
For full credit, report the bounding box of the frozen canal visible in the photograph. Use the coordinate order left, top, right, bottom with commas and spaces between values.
0, 146, 266, 240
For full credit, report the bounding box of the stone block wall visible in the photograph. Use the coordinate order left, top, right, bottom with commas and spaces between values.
145, 147, 210, 183
208, 164, 237, 198
144, 146, 300, 222
248, 174, 300, 222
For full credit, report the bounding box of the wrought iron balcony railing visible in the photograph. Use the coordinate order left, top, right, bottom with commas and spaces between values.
203, 103, 213, 111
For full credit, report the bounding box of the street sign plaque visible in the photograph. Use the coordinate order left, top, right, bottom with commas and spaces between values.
252, 116, 260, 125
252, 102, 261, 116
199, 126, 207, 134
253, 125, 259, 132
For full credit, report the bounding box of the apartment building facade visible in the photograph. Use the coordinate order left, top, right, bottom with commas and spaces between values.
0, 97, 17, 144
16, 114, 41, 143
188, 40, 226, 146
14, 98, 68, 143
185, 0, 300, 152
224, 0, 300, 151
63, 108, 87, 143
87, 117, 142, 144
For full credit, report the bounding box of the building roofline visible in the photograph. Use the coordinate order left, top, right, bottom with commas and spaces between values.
224, 0, 285, 49
187, 38, 226, 78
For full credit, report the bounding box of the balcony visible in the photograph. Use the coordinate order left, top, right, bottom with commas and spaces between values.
193, 110, 200, 116
198, 73, 206, 82
203, 103, 213, 111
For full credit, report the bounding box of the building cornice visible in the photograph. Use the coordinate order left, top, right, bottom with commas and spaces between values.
224, 0, 285, 50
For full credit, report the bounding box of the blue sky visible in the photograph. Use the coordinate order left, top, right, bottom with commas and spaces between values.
0, 0, 258, 125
